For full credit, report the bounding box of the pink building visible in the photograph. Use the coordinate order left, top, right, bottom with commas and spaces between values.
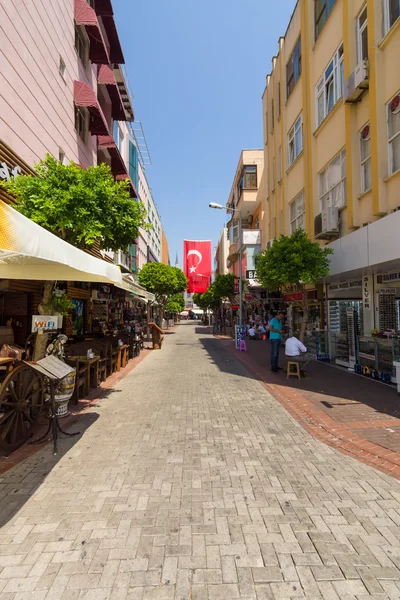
0, 0, 135, 193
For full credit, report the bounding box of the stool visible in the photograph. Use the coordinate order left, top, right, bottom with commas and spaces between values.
287, 361, 301, 380
239, 339, 247, 352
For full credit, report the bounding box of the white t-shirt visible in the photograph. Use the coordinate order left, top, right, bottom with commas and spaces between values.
285, 336, 307, 357
258, 326, 266, 333
248, 328, 256, 337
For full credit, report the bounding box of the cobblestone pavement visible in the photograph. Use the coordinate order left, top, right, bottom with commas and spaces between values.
1, 323, 400, 600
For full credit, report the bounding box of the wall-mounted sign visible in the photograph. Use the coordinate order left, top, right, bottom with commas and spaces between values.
283, 292, 304, 302
378, 272, 400, 284
328, 278, 362, 292
0, 162, 21, 181
379, 288, 396, 295
32, 315, 60, 332
246, 270, 257, 280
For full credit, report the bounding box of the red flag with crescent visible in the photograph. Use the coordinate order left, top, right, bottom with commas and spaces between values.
183, 240, 212, 293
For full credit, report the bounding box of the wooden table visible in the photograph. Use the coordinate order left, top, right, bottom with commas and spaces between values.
69, 356, 100, 390
0, 357, 15, 375
117, 345, 129, 371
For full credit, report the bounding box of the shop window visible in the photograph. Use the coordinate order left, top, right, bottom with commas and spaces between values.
315, 43, 344, 128
315, 0, 337, 40
290, 191, 305, 233
357, 5, 368, 62
382, 0, 400, 37
388, 94, 400, 175
286, 36, 301, 99
360, 123, 371, 192
237, 166, 257, 198
74, 25, 88, 66
288, 114, 303, 167
319, 150, 346, 210
59, 56, 66, 79
74, 105, 88, 144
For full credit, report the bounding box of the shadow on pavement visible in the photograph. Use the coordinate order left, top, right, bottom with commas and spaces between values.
0, 411, 99, 528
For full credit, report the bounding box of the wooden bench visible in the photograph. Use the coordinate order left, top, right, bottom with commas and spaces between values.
148, 323, 165, 350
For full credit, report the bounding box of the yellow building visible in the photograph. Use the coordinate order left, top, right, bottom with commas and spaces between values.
161, 228, 170, 266
263, 0, 400, 344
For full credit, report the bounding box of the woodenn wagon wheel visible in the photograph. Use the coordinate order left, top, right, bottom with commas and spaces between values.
0, 364, 44, 454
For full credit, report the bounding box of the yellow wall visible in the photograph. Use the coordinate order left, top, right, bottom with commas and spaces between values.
263, 0, 400, 247
161, 229, 169, 265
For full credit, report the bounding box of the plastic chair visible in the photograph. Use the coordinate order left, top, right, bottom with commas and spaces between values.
239, 339, 247, 352
287, 361, 301, 380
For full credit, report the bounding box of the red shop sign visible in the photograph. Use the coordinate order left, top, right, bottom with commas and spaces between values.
283, 292, 304, 302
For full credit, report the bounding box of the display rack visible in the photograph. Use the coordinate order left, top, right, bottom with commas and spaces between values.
379, 292, 396, 331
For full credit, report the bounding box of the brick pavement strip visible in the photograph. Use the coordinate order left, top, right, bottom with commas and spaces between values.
1, 322, 400, 599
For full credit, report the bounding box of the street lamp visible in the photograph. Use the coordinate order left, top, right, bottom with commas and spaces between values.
209, 202, 243, 327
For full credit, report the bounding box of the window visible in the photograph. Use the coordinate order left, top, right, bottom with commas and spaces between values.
357, 6, 368, 62
271, 99, 274, 133
360, 123, 371, 192
59, 56, 66, 78
277, 146, 282, 182
58, 148, 65, 164
277, 82, 281, 118
319, 150, 347, 210
288, 114, 303, 166
383, 0, 400, 36
271, 158, 275, 191
254, 216, 260, 229
230, 221, 239, 243
237, 166, 257, 198
286, 37, 302, 99
290, 192, 305, 233
315, 0, 337, 40
388, 94, 400, 175
74, 105, 88, 143
315, 44, 344, 127
74, 26, 88, 65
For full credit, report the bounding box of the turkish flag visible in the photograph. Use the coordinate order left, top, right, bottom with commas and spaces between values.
183, 240, 212, 293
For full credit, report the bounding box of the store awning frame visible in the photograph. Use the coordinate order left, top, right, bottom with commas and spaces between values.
74, 0, 110, 65
97, 65, 126, 121
97, 135, 138, 198
74, 80, 110, 136
93, 0, 125, 64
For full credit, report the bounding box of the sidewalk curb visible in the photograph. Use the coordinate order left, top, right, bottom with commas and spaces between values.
223, 339, 400, 480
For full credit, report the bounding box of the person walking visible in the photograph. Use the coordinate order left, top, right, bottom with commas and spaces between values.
285, 335, 309, 376
268, 312, 284, 372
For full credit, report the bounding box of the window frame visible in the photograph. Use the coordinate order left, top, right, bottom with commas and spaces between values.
315, 0, 337, 40
387, 94, 400, 176
315, 43, 344, 128
360, 123, 371, 193
319, 149, 347, 211
290, 191, 305, 233
74, 105, 88, 144
74, 25, 88, 66
288, 114, 303, 167
357, 5, 368, 63
286, 36, 302, 99
382, 0, 400, 37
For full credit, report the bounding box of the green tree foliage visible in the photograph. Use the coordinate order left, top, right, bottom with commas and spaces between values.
1, 155, 147, 252
138, 262, 188, 304
166, 294, 185, 315
193, 273, 236, 313
256, 229, 333, 339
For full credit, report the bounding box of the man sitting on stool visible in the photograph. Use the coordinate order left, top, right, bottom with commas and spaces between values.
285, 335, 309, 376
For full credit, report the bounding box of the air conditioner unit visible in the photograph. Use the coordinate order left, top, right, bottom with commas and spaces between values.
344, 61, 369, 104
314, 207, 340, 239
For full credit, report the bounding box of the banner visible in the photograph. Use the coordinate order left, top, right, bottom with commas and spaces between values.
183, 240, 212, 293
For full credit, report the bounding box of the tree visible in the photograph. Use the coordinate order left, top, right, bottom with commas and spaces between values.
213, 274, 236, 301
256, 229, 333, 341
166, 294, 185, 317
1, 155, 147, 252
138, 263, 188, 324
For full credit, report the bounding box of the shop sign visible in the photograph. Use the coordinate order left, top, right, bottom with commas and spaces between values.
233, 278, 239, 294
328, 278, 362, 292
283, 292, 304, 302
245, 293, 254, 302
363, 275, 371, 310
246, 270, 257, 280
379, 288, 396, 295
235, 325, 247, 349
32, 315, 60, 332
0, 162, 21, 181
378, 271, 400, 283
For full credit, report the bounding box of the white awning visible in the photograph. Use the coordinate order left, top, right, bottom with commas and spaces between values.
0, 200, 123, 284
120, 276, 155, 302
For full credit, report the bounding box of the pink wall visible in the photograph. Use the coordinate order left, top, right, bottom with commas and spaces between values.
0, 0, 98, 169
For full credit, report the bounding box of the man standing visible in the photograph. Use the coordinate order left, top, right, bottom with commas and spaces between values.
268, 312, 284, 372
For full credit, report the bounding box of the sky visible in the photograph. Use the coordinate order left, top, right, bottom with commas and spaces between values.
112, 0, 296, 267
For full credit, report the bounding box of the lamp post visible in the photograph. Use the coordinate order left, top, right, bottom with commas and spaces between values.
209, 203, 243, 327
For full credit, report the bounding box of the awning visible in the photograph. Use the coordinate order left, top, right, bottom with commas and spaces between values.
94, 0, 125, 64
98, 65, 126, 121
97, 135, 138, 198
74, 0, 110, 64
120, 276, 155, 302
74, 80, 109, 136
0, 200, 123, 285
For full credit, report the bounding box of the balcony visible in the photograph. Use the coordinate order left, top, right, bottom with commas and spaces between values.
227, 229, 261, 262
114, 250, 132, 273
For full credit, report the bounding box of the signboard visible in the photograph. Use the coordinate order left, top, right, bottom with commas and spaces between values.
235, 325, 247, 349
283, 292, 304, 302
32, 315, 60, 332
378, 271, 400, 284
328, 278, 362, 292
0, 162, 21, 181
234, 278, 240, 294
246, 270, 257, 280
379, 288, 396, 295
26, 356, 75, 381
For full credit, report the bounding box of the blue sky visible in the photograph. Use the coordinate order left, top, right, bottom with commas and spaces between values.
113, 0, 296, 266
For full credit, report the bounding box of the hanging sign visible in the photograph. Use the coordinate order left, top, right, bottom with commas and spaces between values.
233, 278, 240, 294
246, 270, 257, 280
32, 315, 60, 332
